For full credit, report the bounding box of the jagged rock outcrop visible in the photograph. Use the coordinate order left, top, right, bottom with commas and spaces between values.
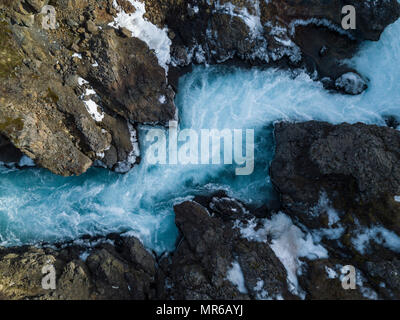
0, 0, 176, 175
158, 199, 291, 300
270, 121, 400, 299
84, 30, 176, 124
271, 121, 400, 230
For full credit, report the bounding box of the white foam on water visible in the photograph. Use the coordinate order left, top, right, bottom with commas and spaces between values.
18, 156, 35, 167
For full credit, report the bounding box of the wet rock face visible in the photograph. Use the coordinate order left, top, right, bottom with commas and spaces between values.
271, 121, 400, 213
270, 121, 400, 299
159, 200, 291, 300
334, 72, 368, 95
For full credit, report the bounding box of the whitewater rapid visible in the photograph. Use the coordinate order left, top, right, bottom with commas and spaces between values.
0, 19, 399, 253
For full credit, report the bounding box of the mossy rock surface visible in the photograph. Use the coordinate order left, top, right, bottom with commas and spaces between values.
0, 117, 24, 135
0, 20, 22, 78
46, 87, 59, 104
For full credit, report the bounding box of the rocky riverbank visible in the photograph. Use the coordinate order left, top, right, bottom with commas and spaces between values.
0, 0, 399, 176
270, 121, 400, 299
1, 121, 399, 300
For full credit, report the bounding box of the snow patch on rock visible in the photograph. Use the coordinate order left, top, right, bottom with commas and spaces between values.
72, 53, 82, 59
226, 260, 248, 294
325, 266, 338, 279
79, 87, 105, 122
234, 213, 328, 298
78, 77, 88, 86
109, 0, 172, 72
265, 22, 302, 63
308, 192, 345, 242
253, 279, 283, 300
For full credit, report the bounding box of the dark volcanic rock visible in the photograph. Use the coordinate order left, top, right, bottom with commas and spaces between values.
297, 259, 366, 300
264, 0, 400, 41
159, 200, 290, 300
146, 0, 399, 90
271, 121, 400, 228
270, 121, 400, 299
334, 72, 368, 95
365, 259, 400, 299
85, 244, 155, 300
0, 134, 23, 163
384, 115, 400, 129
